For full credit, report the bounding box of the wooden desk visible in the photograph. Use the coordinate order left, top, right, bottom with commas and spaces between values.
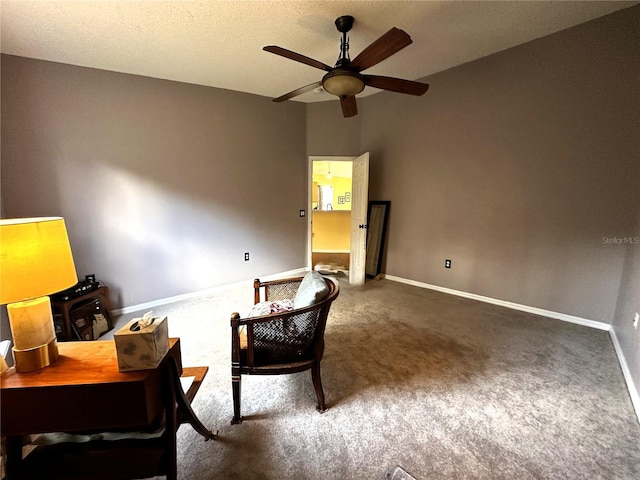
1, 338, 214, 478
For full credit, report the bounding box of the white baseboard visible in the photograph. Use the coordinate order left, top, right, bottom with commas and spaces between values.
384, 274, 611, 330
384, 274, 640, 424
112, 267, 308, 315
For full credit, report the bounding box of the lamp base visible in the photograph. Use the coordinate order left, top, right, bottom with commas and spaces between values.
13, 338, 59, 372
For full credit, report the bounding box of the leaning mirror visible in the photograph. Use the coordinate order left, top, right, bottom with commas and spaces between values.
365, 201, 390, 278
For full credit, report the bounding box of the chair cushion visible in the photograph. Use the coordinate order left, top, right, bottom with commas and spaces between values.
247, 299, 295, 317
240, 299, 296, 350
293, 271, 329, 308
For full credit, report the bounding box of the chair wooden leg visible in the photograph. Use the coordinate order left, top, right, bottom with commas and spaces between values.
167, 434, 178, 480
311, 362, 327, 413
231, 374, 242, 424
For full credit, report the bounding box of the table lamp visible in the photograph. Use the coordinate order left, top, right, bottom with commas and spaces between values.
0, 217, 78, 372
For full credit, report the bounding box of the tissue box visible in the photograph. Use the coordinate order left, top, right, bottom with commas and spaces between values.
114, 316, 169, 372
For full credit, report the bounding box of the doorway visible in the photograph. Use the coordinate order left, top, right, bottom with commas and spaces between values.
308, 154, 369, 285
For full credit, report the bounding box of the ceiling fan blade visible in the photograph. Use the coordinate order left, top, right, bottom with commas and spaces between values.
273, 81, 323, 102
340, 95, 358, 118
263, 46, 332, 72
350, 27, 413, 72
363, 75, 429, 96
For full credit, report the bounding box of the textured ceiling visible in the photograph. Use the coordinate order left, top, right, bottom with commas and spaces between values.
1, 1, 636, 103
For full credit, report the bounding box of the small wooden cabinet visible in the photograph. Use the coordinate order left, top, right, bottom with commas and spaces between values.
51, 286, 113, 341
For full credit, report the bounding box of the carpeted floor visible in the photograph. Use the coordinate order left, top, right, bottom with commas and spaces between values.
106, 275, 640, 479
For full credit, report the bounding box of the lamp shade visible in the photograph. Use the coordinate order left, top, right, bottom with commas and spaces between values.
0, 217, 78, 305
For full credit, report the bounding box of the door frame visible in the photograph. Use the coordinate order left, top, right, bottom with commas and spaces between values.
307, 155, 368, 283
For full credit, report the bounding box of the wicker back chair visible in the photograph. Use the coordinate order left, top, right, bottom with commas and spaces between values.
230, 275, 339, 424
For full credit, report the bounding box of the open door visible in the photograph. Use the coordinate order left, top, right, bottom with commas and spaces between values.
349, 152, 369, 285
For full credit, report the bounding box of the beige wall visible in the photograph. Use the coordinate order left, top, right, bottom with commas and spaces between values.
613, 208, 640, 403
1, 55, 307, 309
306, 101, 361, 157
356, 6, 638, 323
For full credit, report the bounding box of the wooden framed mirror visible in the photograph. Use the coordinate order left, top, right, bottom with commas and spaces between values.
365, 201, 390, 278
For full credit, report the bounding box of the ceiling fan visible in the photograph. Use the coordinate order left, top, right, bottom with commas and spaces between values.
264, 15, 429, 118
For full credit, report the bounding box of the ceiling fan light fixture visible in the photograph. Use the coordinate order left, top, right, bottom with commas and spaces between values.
265, 16, 426, 117
322, 70, 365, 98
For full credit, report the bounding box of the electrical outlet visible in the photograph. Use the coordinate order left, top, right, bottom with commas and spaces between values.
634, 312, 639, 329
244, 252, 250, 261
445, 259, 452, 269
